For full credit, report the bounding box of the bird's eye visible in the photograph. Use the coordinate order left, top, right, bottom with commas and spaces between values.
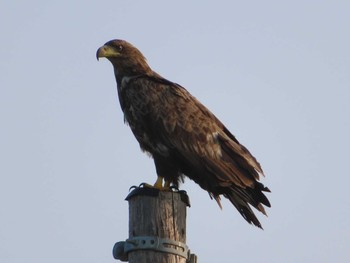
117, 45, 123, 51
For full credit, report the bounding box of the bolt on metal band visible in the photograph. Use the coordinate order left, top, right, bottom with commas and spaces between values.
113, 236, 189, 260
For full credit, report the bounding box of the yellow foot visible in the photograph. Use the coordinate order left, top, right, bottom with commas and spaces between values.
155, 176, 172, 191
138, 176, 171, 191
154, 176, 172, 191
154, 176, 164, 189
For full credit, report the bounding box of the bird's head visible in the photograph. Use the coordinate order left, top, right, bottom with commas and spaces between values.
96, 39, 152, 78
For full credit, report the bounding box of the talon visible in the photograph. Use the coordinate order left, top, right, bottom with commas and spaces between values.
130, 177, 172, 191
138, 182, 153, 188
129, 185, 138, 191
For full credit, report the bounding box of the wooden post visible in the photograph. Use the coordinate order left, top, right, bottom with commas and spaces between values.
113, 187, 192, 263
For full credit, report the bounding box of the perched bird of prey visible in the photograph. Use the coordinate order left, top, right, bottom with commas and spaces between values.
97, 39, 270, 228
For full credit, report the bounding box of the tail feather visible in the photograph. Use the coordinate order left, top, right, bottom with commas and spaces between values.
214, 130, 271, 228
226, 191, 263, 229
246, 181, 271, 208
225, 184, 271, 229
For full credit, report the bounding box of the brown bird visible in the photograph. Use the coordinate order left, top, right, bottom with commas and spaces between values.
96, 39, 270, 228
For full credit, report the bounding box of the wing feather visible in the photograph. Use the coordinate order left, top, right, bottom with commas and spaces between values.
126, 76, 260, 185
123, 76, 269, 227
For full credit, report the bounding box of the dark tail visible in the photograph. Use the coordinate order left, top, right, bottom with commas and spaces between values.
225, 183, 271, 229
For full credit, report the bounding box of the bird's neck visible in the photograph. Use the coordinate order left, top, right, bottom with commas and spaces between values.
113, 65, 153, 87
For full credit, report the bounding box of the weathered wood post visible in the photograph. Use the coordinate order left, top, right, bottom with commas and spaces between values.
113, 187, 197, 263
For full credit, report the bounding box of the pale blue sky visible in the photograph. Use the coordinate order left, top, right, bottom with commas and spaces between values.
1, 1, 350, 262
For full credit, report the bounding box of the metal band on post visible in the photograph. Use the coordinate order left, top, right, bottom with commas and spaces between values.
114, 236, 189, 259
113, 237, 198, 262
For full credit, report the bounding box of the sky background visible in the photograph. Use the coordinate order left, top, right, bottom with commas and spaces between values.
1, 1, 350, 262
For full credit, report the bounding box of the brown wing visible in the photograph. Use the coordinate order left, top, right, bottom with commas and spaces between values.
123, 75, 270, 227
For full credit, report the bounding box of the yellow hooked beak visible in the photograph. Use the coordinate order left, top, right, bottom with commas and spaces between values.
96, 45, 120, 60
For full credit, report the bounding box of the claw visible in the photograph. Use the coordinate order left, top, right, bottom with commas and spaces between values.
138, 182, 153, 188
129, 185, 138, 192
130, 177, 173, 191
